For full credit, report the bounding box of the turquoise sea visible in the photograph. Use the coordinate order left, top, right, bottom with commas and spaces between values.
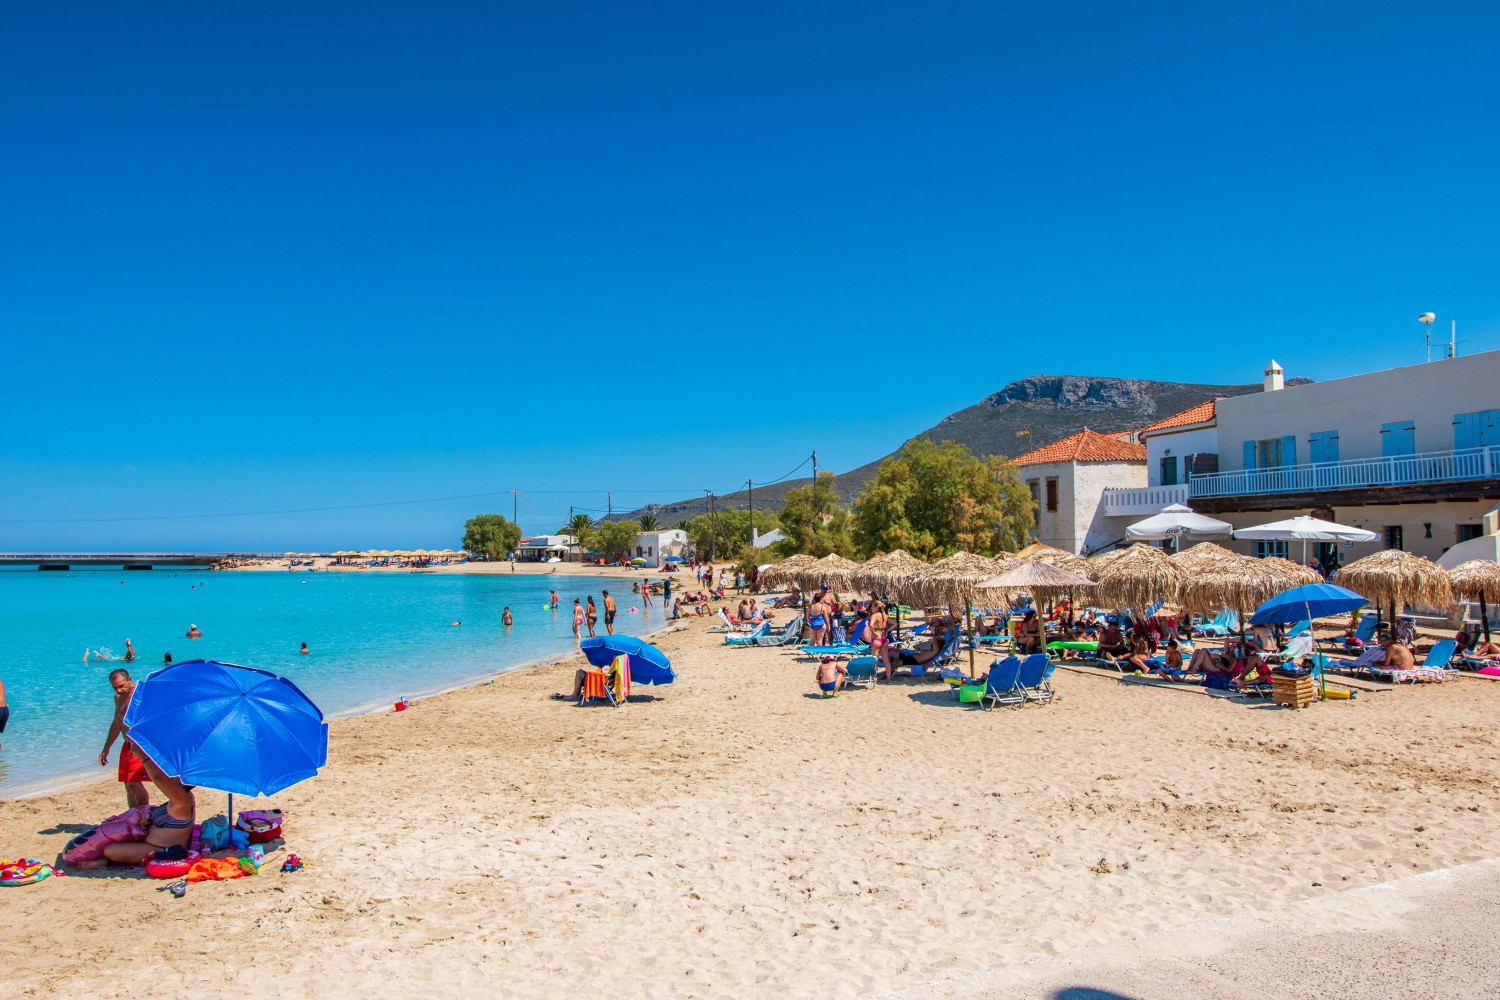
0, 568, 669, 796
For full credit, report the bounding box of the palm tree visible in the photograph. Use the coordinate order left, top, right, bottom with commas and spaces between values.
638, 513, 660, 531
567, 514, 592, 538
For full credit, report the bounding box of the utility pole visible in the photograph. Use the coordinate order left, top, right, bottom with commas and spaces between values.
705, 490, 717, 562
511, 489, 519, 527
606, 492, 612, 522
747, 478, 755, 547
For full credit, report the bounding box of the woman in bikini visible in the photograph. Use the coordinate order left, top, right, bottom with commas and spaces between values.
571, 599, 583, 640
97, 744, 196, 867
867, 601, 891, 677
585, 596, 598, 638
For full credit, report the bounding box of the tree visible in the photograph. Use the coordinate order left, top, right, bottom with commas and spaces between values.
681, 507, 779, 562
594, 519, 641, 564
462, 514, 522, 560
774, 471, 855, 558
638, 513, 660, 531
851, 439, 1033, 558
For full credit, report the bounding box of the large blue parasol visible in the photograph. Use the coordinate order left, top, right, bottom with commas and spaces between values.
580, 635, 676, 685
1249, 583, 1368, 626
123, 659, 328, 798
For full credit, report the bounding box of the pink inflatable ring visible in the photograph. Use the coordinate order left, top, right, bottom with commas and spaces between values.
144, 849, 200, 879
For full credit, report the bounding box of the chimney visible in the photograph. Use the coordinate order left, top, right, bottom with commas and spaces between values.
1264, 359, 1284, 392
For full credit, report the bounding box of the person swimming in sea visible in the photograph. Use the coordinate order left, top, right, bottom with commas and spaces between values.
186, 624, 202, 638
502, 607, 514, 626
300, 642, 309, 655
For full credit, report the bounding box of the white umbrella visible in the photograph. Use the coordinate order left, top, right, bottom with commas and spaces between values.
1125, 503, 1232, 541
1233, 515, 1379, 568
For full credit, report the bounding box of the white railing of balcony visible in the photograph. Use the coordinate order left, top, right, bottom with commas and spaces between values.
1100, 483, 1189, 514
1188, 445, 1500, 498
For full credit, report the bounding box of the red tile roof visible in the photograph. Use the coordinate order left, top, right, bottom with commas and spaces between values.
1136, 399, 1218, 437
1012, 428, 1147, 466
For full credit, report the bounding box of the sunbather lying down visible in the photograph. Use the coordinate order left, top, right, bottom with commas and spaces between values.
881, 638, 945, 681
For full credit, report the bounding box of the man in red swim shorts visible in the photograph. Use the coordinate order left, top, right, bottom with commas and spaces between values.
100, 668, 152, 808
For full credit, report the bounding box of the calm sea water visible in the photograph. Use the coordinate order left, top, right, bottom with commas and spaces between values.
0, 568, 668, 795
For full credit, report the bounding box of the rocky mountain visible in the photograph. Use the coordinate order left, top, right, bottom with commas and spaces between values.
621, 374, 1307, 527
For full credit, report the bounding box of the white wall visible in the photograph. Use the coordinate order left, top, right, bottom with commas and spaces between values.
1076, 460, 1147, 554
1144, 425, 1217, 486
1218, 499, 1492, 564
1022, 459, 1145, 554
1215, 350, 1500, 470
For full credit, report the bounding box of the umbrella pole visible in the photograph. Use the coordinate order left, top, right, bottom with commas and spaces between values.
967, 600, 975, 678
1481, 590, 1491, 643
228, 792, 233, 825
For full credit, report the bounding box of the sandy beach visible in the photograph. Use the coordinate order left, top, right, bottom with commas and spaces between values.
4, 611, 1499, 999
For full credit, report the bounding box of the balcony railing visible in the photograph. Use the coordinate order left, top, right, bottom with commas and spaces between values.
1188, 446, 1500, 499
1100, 483, 1190, 516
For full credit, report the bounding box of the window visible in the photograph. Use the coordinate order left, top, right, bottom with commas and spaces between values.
1253, 436, 1298, 468
1254, 540, 1288, 559
1160, 456, 1178, 486
1458, 524, 1483, 543
1384, 525, 1404, 550
1454, 410, 1500, 450
1381, 421, 1415, 457
1309, 430, 1339, 464
1045, 478, 1059, 512
1257, 438, 1282, 468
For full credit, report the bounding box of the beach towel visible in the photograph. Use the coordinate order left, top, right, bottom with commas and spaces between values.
610, 654, 631, 700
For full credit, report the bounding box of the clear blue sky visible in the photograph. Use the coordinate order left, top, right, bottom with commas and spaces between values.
3, 2, 1497, 550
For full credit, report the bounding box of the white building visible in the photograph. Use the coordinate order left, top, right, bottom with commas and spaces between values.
633, 528, 690, 567
516, 534, 577, 562
1013, 429, 1147, 555
1101, 351, 1500, 566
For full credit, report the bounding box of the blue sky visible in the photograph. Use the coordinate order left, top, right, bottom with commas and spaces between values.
3, 2, 1497, 549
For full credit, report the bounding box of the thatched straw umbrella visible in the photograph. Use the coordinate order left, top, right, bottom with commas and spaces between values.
855, 549, 931, 636
1447, 560, 1500, 642
1021, 544, 1094, 628
798, 553, 861, 593
1023, 543, 1092, 578
757, 554, 818, 592
920, 552, 1019, 675
1260, 557, 1324, 590
1332, 549, 1453, 631
978, 561, 1097, 671
1176, 547, 1280, 640
1090, 543, 1186, 614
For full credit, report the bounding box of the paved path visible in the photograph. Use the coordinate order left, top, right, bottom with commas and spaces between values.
890, 859, 1500, 1000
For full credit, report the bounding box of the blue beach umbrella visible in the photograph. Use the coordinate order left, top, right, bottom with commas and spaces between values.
123, 660, 329, 799
1249, 583, 1368, 626
580, 635, 676, 685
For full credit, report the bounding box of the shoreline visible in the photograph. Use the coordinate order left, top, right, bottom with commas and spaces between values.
1, 611, 685, 802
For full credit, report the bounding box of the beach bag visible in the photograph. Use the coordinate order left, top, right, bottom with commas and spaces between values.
1203, 673, 1233, 691
63, 805, 152, 865
198, 815, 230, 852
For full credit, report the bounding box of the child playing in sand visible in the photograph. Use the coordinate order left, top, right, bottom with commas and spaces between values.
815, 655, 846, 698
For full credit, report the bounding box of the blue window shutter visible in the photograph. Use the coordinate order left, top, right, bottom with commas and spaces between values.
1280, 435, 1297, 467
1243, 441, 1255, 470
1455, 413, 1477, 450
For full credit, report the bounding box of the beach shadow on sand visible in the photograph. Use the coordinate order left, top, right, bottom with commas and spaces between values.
38, 823, 94, 835
1053, 989, 1143, 1000
905, 689, 970, 708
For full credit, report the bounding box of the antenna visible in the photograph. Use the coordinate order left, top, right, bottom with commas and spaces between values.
1419, 312, 1436, 362
1449, 319, 1456, 359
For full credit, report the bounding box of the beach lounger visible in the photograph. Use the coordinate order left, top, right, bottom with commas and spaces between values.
724, 623, 771, 646
1369, 639, 1457, 684
754, 615, 804, 647
1194, 608, 1240, 637
980, 656, 1024, 710
844, 656, 877, 689
1017, 653, 1054, 705
1318, 612, 1377, 653
909, 631, 961, 678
